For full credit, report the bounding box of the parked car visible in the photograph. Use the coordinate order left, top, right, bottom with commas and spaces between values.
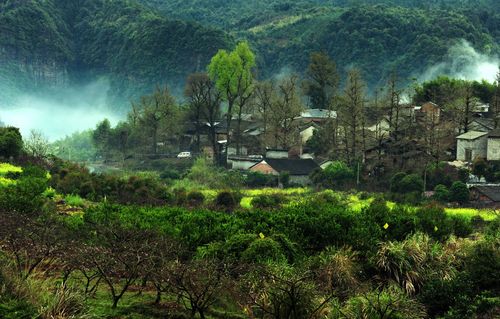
177, 151, 192, 159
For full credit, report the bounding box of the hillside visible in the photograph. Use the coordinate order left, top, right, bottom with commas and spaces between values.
0, 0, 499, 110
0, 0, 232, 109
140, 0, 499, 86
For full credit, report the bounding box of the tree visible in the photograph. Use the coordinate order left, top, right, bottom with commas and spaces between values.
492, 68, 500, 129
0, 127, 23, 159
92, 119, 111, 160
135, 86, 179, 155
303, 52, 339, 109
268, 75, 303, 149
169, 259, 229, 319
253, 80, 275, 150
24, 129, 50, 160
449, 181, 470, 204
448, 82, 477, 133
86, 226, 158, 308
339, 69, 367, 164
208, 41, 256, 158
185, 73, 222, 161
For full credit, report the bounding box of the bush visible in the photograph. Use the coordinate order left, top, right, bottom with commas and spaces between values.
187, 191, 205, 206
398, 174, 424, 194
449, 181, 470, 204
433, 184, 450, 202
390, 172, 407, 192
215, 191, 242, 211
311, 161, 354, 189
416, 205, 453, 240
241, 238, 287, 263
245, 171, 277, 188
251, 193, 286, 209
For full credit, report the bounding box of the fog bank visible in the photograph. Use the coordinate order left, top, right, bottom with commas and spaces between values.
419, 40, 499, 83
0, 79, 121, 141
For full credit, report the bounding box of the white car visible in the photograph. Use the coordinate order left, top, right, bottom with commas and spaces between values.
177, 151, 192, 159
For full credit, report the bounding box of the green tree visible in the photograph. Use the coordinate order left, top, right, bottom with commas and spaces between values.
208, 41, 256, 157
92, 119, 111, 160
303, 52, 339, 109
0, 127, 23, 159
449, 181, 470, 204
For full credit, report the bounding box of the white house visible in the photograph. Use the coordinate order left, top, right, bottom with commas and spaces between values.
487, 129, 500, 161
456, 131, 488, 162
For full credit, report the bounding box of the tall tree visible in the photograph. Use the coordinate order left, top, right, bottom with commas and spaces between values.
208, 41, 256, 158
253, 80, 275, 150
268, 75, 304, 149
184, 73, 222, 162
339, 69, 367, 164
135, 86, 178, 155
303, 52, 339, 109
492, 68, 500, 129
92, 119, 111, 161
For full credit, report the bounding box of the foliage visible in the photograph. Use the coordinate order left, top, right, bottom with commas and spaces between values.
251, 193, 286, 209
0, 127, 23, 159
449, 181, 470, 204
434, 184, 450, 202
310, 161, 354, 189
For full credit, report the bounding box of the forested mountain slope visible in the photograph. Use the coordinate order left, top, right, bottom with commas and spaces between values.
0, 0, 232, 108
0, 0, 499, 110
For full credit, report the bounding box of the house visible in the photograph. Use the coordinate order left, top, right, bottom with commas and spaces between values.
470, 185, 500, 209
249, 158, 320, 185
456, 131, 488, 162
299, 122, 320, 144
416, 102, 441, 124
228, 156, 262, 170
468, 118, 494, 132
296, 109, 337, 124
487, 129, 500, 161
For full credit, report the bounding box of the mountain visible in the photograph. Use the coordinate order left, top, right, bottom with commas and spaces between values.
0, 0, 232, 109
139, 0, 500, 87
1, 0, 499, 112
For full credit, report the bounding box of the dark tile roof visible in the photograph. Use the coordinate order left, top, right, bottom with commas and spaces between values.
265, 158, 320, 175
472, 186, 500, 202
488, 129, 500, 138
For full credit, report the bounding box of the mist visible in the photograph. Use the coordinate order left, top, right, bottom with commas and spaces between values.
0, 78, 122, 142
419, 39, 499, 83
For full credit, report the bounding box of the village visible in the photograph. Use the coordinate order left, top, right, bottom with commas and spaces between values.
173, 98, 500, 209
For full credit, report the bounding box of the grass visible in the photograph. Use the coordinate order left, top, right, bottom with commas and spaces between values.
65, 194, 85, 207
445, 208, 498, 221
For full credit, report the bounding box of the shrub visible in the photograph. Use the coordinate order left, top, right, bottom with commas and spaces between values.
187, 191, 205, 206
279, 171, 290, 188
433, 184, 450, 202
251, 193, 286, 209
449, 181, 470, 204
245, 171, 277, 188
399, 174, 424, 194
215, 191, 242, 211
390, 172, 407, 192
311, 161, 354, 189
241, 238, 287, 263
416, 205, 453, 240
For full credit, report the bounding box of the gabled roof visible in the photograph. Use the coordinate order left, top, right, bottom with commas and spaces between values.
471, 185, 500, 202
488, 129, 500, 138
298, 109, 337, 119
263, 158, 320, 175
456, 131, 488, 140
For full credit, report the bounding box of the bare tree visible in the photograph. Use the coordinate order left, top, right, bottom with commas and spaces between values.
268, 75, 304, 149
24, 129, 50, 160
169, 259, 229, 319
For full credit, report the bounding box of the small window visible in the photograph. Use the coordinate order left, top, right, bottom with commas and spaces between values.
465, 149, 472, 162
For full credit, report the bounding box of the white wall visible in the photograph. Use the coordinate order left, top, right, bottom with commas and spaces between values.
456, 136, 488, 161
487, 138, 500, 161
